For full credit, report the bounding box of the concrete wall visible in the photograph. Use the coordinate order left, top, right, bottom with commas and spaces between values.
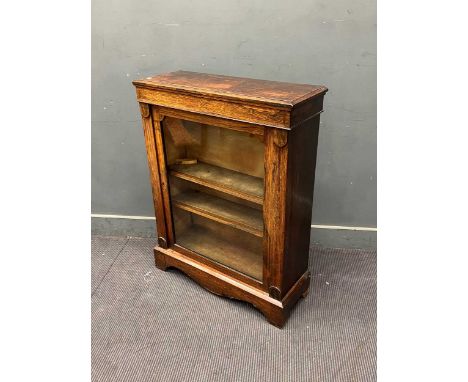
92, 0, 376, 247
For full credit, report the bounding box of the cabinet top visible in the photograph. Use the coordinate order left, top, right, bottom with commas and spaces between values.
133, 71, 327, 108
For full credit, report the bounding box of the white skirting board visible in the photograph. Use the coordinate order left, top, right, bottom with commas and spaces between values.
91, 214, 377, 249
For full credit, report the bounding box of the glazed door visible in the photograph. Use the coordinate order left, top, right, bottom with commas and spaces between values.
159, 113, 266, 283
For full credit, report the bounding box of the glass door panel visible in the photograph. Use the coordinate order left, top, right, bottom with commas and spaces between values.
162, 117, 264, 281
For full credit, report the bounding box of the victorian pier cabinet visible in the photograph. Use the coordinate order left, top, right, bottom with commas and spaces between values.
133, 71, 327, 327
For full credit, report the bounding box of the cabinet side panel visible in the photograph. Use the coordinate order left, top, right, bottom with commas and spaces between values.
290, 96, 324, 128
282, 116, 320, 293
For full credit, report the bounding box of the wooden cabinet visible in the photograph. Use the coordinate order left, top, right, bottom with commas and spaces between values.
133, 71, 327, 327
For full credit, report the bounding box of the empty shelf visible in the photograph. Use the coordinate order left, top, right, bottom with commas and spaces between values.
172, 191, 263, 237
170, 162, 264, 205
176, 224, 263, 280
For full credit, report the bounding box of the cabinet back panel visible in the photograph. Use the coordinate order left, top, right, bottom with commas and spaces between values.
163, 118, 264, 178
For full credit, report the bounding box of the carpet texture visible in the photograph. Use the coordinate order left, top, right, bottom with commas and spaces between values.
91, 236, 376, 382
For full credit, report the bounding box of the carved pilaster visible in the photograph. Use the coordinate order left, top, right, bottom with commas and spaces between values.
158, 236, 168, 249
273, 129, 288, 148
139, 103, 150, 118
269, 286, 282, 300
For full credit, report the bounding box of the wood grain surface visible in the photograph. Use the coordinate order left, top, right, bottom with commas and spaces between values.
134, 70, 327, 107
134, 71, 326, 327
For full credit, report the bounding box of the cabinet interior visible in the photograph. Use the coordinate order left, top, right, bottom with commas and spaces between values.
163, 118, 265, 281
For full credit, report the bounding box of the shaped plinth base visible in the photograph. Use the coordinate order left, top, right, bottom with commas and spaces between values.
153, 246, 310, 328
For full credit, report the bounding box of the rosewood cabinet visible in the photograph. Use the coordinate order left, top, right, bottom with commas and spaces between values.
133, 71, 327, 327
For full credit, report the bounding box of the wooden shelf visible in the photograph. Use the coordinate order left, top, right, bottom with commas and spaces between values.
176, 224, 263, 280
172, 191, 263, 237
170, 162, 264, 205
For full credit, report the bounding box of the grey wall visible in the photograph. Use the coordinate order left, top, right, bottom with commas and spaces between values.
92, 0, 376, 232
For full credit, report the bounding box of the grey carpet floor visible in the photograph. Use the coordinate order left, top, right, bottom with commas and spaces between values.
91, 236, 376, 382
